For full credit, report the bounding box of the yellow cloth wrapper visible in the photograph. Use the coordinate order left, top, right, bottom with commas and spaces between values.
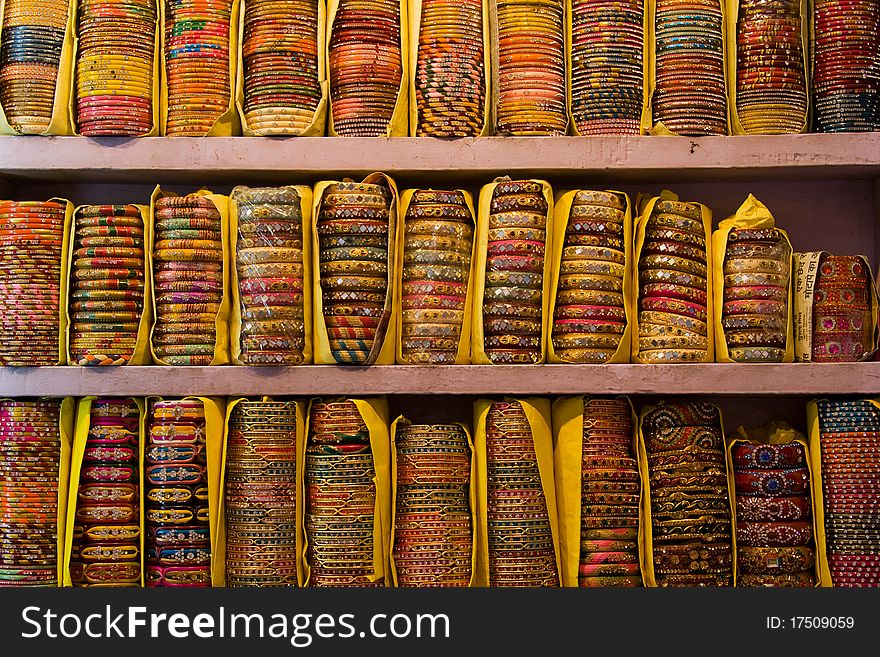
792, 252, 880, 362
567, 0, 650, 136
552, 395, 643, 586
216, 397, 306, 587
65, 204, 152, 366
395, 188, 476, 364
0, 0, 74, 135
388, 416, 478, 586
548, 190, 633, 363
235, 0, 328, 136
637, 401, 732, 586
67, 1, 160, 136
711, 194, 794, 362
147, 186, 231, 366
645, 0, 730, 135
63, 396, 145, 587
229, 185, 313, 365
326, 0, 408, 137
159, 0, 241, 136
726, 0, 810, 135
142, 396, 225, 587
728, 421, 821, 586
471, 178, 554, 364
408, 0, 490, 136
631, 189, 714, 363
473, 397, 562, 586
311, 173, 399, 365
300, 397, 392, 586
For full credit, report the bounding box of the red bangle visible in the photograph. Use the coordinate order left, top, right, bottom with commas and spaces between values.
736, 521, 814, 547
732, 443, 807, 470
735, 494, 812, 522
734, 467, 810, 497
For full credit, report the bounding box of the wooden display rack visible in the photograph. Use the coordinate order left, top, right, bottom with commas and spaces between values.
1, 133, 879, 430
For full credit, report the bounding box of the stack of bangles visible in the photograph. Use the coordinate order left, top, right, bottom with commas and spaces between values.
70, 397, 141, 587
328, 0, 402, 136
721, 226, 791, 362
240, 0, 321, 135
811, 255, 874, 362
413, 0, 486, 137
0, 399, 61, 587
70, 204, 145, 366
152, 194, 224, 365
652, 0, 727, 136
0, 200, 65, 366
642, 401, 733, 586
817, 399, 880, 587
552, 190, 627, 363
232, 186, 306, 365
74, 0, 156, 136
145, 399, 211, 587
494, 0, 567, 136
400, 190, 473, 364
735, 0, 808, 134
305, 400, 381, 587
637, 198, 710, 363
485, 400, 559, 586
482, 180, 548, 364
393, 422, 472, 587
225, 399, 297, 587
733, 439, 816, 586
0, 0, 69, 134
812, 0, 880, 133
578, 397, 642, 587
570, 0, 643, 135
317, 180, 392, 365
163, 0, 232, 136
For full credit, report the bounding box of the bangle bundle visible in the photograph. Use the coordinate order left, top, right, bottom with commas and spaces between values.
153, 195, 223, 365
70, 397, 140, 587
722, 227, 791, 362
486, 400, 558, 586
393, 422, 472, 586
233, 186, 306, 365
817, 399, 880, 587
400, 190, 473, 364
483, 180, 547, 364
318, 180, 392, 365
225, 399, 297, 587
0, 399, 61, 587
553, 191, 627, 363
0, 200, 65, 366
643, 401, 732, 586
305, 399, 381, 587
70, 204, 145, 366
811, 255, 874, 362
145, 398, 211, 587
637, 199, 709, 363
578, 397, 642, 587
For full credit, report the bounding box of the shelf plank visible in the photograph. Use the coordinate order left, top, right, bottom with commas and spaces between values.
1, 364, 879, 397
0, 134, 879, 185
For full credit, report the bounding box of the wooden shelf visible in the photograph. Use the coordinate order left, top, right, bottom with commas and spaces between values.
1, 363, 879, 397
0, 134, 879, 185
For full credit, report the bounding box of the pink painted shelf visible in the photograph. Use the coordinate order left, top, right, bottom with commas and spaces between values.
0, 363, 878, 397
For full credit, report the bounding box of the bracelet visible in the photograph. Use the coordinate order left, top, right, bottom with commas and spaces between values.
722, 313, 787, 332
734, 467, 810, 497
641, 240, 707, 264
724, 271, 789, 288
819, 256, 867, 280
569, 204, 625, 224
639, 296, 707, 321
736, 521, 814, 547
737, 546, 815, 575
640, 253, 708, 278
652, 199, 702, 220
736, 494, 812, 522
656, 573, 731, 587
645, 227, 706, 248
723, 257, 788, 275
732, 443, 807, 470
738, 572, 816, 587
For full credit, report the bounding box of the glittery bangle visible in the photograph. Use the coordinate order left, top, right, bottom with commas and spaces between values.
736, 521, 813, 548
737, 546, 815, 575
